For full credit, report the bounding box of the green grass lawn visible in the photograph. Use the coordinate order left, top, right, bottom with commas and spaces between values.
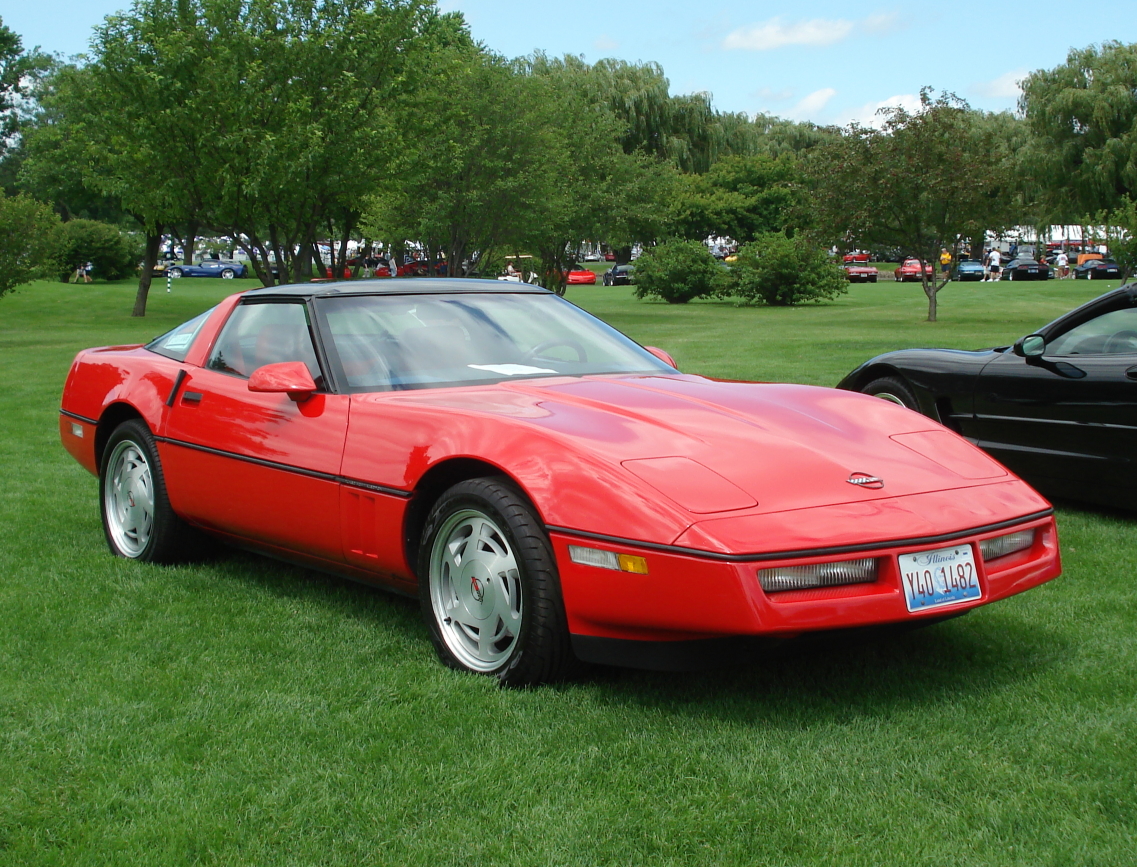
2, 276, 1135, 865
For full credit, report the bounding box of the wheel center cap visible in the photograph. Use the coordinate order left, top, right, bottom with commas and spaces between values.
460, 562, 495, 620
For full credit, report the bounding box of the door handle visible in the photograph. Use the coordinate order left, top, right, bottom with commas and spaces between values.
181, 391, 203, 404
1127, 366, 1137, 381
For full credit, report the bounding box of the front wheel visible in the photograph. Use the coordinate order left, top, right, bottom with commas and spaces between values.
168, 268, 183, 278
220, 268, 235, 279
418, 478, 575, 686
861, 376, 919, 411
99, 419, 195, 562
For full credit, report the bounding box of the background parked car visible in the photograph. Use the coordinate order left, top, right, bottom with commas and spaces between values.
603, 264, 635, 286
842, 251, 871, 263
893, 258, 933, 282
999, 258, 1052, 281
167, 260, 247, 279
565, 264, 597, 285
1074, 259, 1122, 280
955, 259, 985, 281
843, 264, 878, 283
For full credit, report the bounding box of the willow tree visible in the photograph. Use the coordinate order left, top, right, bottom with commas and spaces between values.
1020, 41, 1137, 218
806, 90, 1015, 322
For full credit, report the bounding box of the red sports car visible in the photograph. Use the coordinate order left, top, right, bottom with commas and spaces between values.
844, 264, 879, 283
565, 265, 597, 285
60, 279, 1060, 685
843, 251, 871, 263
894, 258, 934, 282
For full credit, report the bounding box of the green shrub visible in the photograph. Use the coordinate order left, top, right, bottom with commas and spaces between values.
724, 232, 848, 305
0, 193, 62, 298
632, 239, 723, 304
58, 219, 141, 282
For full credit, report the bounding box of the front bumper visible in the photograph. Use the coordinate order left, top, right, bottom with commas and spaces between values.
551, 511, 1059, 669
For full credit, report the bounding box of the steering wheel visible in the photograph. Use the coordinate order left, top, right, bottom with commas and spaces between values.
525, 339, 587, 363
1104, 330, 1137, 354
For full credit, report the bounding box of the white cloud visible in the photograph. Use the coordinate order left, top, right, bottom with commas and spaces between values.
789, 88, 837, 119
722, 13, 905, 51
752, 86, 795, 102
840, 93, 922, 127
723, 17, 853, 51
972, 69, 1026, 100
594, 35, 619, 52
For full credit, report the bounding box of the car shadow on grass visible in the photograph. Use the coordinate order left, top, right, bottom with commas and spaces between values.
578, 610, 1068, 725
190, 546, 1068, 718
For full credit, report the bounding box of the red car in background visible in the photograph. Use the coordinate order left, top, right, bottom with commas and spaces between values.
894, 258, 934, 282
565, 265, 597, 285
844, 264, 879, 283
843, 251, 871, 263
60, 279, 1060, 685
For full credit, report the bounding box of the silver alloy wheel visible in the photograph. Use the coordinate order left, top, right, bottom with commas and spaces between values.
103, 439, 155, 557
169, 268, 183, 278
428, 508, 523, 672
873, 391, 908, 407
221, 269, 235, 279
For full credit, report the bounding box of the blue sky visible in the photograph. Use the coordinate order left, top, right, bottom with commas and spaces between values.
7, 0, 1137, 125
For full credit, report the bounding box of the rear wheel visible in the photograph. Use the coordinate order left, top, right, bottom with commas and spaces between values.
99, 419, 196, 562
861, 376, 919, 411
418, 478, 575, 686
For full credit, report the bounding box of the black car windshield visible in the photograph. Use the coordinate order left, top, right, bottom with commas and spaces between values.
315, 292, 674, 391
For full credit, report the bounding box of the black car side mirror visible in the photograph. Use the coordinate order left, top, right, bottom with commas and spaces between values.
1013, 334, 1046, 358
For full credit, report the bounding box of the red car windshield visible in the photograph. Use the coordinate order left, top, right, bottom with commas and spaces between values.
314, 292, 673, 392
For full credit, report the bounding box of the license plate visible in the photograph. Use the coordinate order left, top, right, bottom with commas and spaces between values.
898, 545, 981, 612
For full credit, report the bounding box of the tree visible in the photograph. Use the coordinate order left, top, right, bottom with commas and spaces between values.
0, 192, 61, 298
805, 90, 1015, 321
1020, 41, 1137, 218
666, 153, 804, 243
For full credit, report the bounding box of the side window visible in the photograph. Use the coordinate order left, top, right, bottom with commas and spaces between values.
147, 307, 214, 362
1046, 306, 1137, 356
207, 302, 323, 385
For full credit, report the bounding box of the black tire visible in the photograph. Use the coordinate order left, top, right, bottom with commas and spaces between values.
418, 477, 576, 687
99, 419, 196, 562
869, 276, 878, 283
861, 376, 919, 411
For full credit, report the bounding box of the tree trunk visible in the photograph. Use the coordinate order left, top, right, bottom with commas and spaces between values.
183, 220, 199, 265
924, 280, 937, 322
132, 227, 163, 317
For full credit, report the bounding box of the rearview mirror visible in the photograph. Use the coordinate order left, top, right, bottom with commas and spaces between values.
248, 361, 317, 401
1013, 334, 1047, 358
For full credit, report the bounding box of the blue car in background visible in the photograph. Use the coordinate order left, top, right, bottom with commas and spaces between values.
955, 259, 985, 281
168, 260, 247, 279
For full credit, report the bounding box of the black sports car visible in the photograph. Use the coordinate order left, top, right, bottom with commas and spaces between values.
602, 264, 635, 286
1073, 259, 1122, 280
998, 258, 1052, 281
838, 284, 1137, 510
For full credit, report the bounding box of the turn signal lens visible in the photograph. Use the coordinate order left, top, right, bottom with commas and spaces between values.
568, 545, 649, 574
979, 530, 1034, 561
758, 558, 877, 593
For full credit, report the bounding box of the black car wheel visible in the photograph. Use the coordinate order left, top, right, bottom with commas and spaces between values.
99, 419, 196, 562
418, 477, 575, 687
861, 376, 919, 411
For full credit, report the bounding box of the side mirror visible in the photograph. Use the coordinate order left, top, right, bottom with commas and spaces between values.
644, 346, 678, 369
248, 361, 317, 401
1013, 334, 1047, 358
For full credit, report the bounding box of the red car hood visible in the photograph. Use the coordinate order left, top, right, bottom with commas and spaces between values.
370, 373, 1012, 516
